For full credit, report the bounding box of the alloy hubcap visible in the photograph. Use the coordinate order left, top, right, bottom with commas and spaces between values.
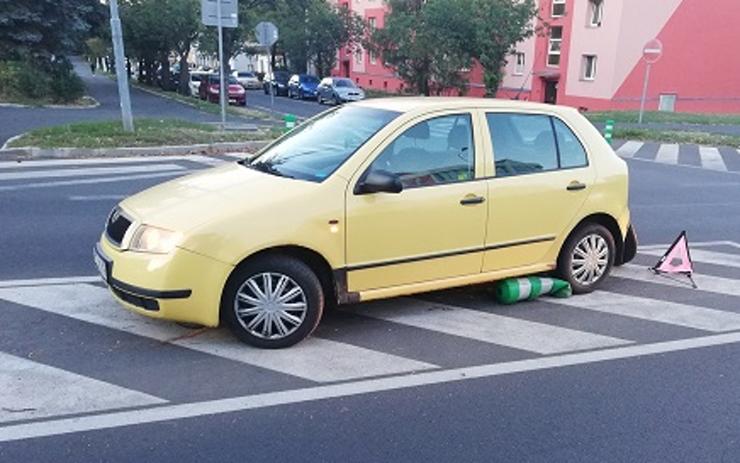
571, 234, 609, 285
234, 272, 307, 340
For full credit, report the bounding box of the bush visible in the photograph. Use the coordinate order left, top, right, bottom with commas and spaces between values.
0, 57, 84, 104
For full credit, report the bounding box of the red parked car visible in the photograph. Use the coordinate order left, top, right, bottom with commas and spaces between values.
199, 74, 246, 106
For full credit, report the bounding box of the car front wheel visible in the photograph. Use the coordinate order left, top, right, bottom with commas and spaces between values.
222, 255, 324, 348
556, 223, 615, 294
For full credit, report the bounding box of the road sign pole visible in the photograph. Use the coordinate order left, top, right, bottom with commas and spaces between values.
638, 62, 652, 125
216, 0, 227, 130
109, 0, 134, 133
268, 52, 274, 107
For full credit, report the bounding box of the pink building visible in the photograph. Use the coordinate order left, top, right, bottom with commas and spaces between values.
332, 0, 740, 113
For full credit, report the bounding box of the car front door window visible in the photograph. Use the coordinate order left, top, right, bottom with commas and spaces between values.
367, 114, 475, 189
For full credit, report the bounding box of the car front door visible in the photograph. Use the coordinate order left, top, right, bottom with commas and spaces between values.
481, 112, 594, 272
345, 111, 488, 292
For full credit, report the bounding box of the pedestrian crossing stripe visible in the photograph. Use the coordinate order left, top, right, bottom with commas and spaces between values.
0, 284, 436, 383
0, 351, 166, 424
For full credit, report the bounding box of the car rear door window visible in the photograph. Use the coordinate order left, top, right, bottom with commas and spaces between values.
369, 114, 475, 189
552, 117, 588, 168
486, 114, 558, 177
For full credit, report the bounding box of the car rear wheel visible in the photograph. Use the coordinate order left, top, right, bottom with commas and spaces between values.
556, 223, 615, 294
222, 255, 324, 349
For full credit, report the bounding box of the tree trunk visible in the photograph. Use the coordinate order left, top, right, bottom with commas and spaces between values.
160, 52, 171, 89
178, 49, 190, 95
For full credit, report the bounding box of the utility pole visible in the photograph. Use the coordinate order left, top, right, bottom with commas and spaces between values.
109, 0, 134, 132
216, 0, 227, 130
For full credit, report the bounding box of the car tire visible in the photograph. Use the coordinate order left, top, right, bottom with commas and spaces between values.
556, 223, 615, 294
222, 255, 324, 349
298, 89, 304, 100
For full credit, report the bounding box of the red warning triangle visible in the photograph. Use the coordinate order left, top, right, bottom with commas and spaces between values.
651, 231, 697, 288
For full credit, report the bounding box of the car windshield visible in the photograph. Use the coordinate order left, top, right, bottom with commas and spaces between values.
191, 74, 203, 82
245, 106, 400, 182
335, 79, 356, 88
238, 72, 254, 77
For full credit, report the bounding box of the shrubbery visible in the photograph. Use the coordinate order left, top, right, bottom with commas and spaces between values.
0, 57, 85, 104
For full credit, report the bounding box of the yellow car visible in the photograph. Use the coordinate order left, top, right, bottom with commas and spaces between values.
94, 98, 637, 348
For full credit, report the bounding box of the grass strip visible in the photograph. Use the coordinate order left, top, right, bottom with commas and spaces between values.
8, 118, 280, 149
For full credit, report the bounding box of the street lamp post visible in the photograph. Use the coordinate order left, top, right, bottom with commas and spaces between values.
109, 0, 134, 133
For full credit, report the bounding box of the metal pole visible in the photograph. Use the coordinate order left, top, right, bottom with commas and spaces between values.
109, 0, 134, 132
216, 0, 227, 130
638, 62, 652, 125
268, 52, 275, 107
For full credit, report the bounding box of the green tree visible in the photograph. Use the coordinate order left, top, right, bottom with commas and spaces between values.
368, 0, 474, 96
0, 0, 103, 61
471, 0, 538, 96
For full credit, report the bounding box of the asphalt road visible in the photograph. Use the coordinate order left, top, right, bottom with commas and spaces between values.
2, 152, 740, 461
0, 58, 262, 146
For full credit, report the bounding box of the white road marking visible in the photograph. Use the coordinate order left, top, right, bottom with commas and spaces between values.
68, 195, 128, 201
0, 164, 183, 181
638, 241, 740, 251
178, 330, 435, 382
4, 331, 740, 442
352, 298, 629, 354
186, 155, 226, 167
615, 141, 644, 158
0, 284, 435, 382
0, 156, 193, 169
0, 275, 101, 288
0, 171, 189, 191
699, 146, 728, 171
549, 291, 740, 332
654, 144, 679, 165
641, 248, 740, 270
0, 352, 165, 424
612, 264, 740, 298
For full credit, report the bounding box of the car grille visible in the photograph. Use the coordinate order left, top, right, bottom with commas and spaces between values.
105, 208, 132, 247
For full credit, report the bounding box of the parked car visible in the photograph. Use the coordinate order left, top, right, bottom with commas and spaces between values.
232, 70, 261, 90
94, 98, 636, 349
198, 74, 246, 105
287, 74, 320, 100
317, 77, 365, 104
188, 71, 209, 97
262, 70, 291, 96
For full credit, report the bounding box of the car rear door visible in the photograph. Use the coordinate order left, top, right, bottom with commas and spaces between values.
345, 110, 489, 292
481, 111, 594, 272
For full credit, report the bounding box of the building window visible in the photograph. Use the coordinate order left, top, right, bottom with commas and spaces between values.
369, 50, 377, 64
514, 52, 525, 75
582, 55, 597, 80
547, 27, 562, 67
552, 0, 566, 18
368, 17, 376, 29
588, 0, 603, 27
354, 48, 363, 65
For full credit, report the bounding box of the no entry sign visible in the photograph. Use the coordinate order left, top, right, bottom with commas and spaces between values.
642, 38, 663, 64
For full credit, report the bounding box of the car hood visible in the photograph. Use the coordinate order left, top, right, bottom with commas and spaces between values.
120, 163, 315, 234
302, 82, 318, 90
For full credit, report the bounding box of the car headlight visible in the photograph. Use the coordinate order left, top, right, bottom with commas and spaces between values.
129, 225, 183, 254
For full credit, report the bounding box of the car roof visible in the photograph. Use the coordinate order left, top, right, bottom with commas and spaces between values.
354, 97, 579, 116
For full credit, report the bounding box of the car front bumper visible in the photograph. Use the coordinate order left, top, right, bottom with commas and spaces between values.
94, 237, 233, 327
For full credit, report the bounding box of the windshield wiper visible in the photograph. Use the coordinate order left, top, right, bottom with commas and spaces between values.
243, 160, 294, 179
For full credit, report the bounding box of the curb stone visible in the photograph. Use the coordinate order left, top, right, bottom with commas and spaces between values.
0, 141, 271, 161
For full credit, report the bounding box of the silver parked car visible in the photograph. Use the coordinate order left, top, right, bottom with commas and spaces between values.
317, 77, 365, 105
232, 71, 261, 90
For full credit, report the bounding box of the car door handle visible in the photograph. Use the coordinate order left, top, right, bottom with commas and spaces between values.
566, 181, 587, 191
460, 195, 486, 205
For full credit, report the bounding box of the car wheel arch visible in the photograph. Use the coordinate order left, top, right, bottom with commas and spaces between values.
222, 245, 339, 320
561, 213, 624, 266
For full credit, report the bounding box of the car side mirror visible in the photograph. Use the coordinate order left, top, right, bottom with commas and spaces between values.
354, 169, 403, 195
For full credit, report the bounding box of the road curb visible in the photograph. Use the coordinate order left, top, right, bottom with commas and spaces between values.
0, 96, 100, 110
0, 140, 272, 161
